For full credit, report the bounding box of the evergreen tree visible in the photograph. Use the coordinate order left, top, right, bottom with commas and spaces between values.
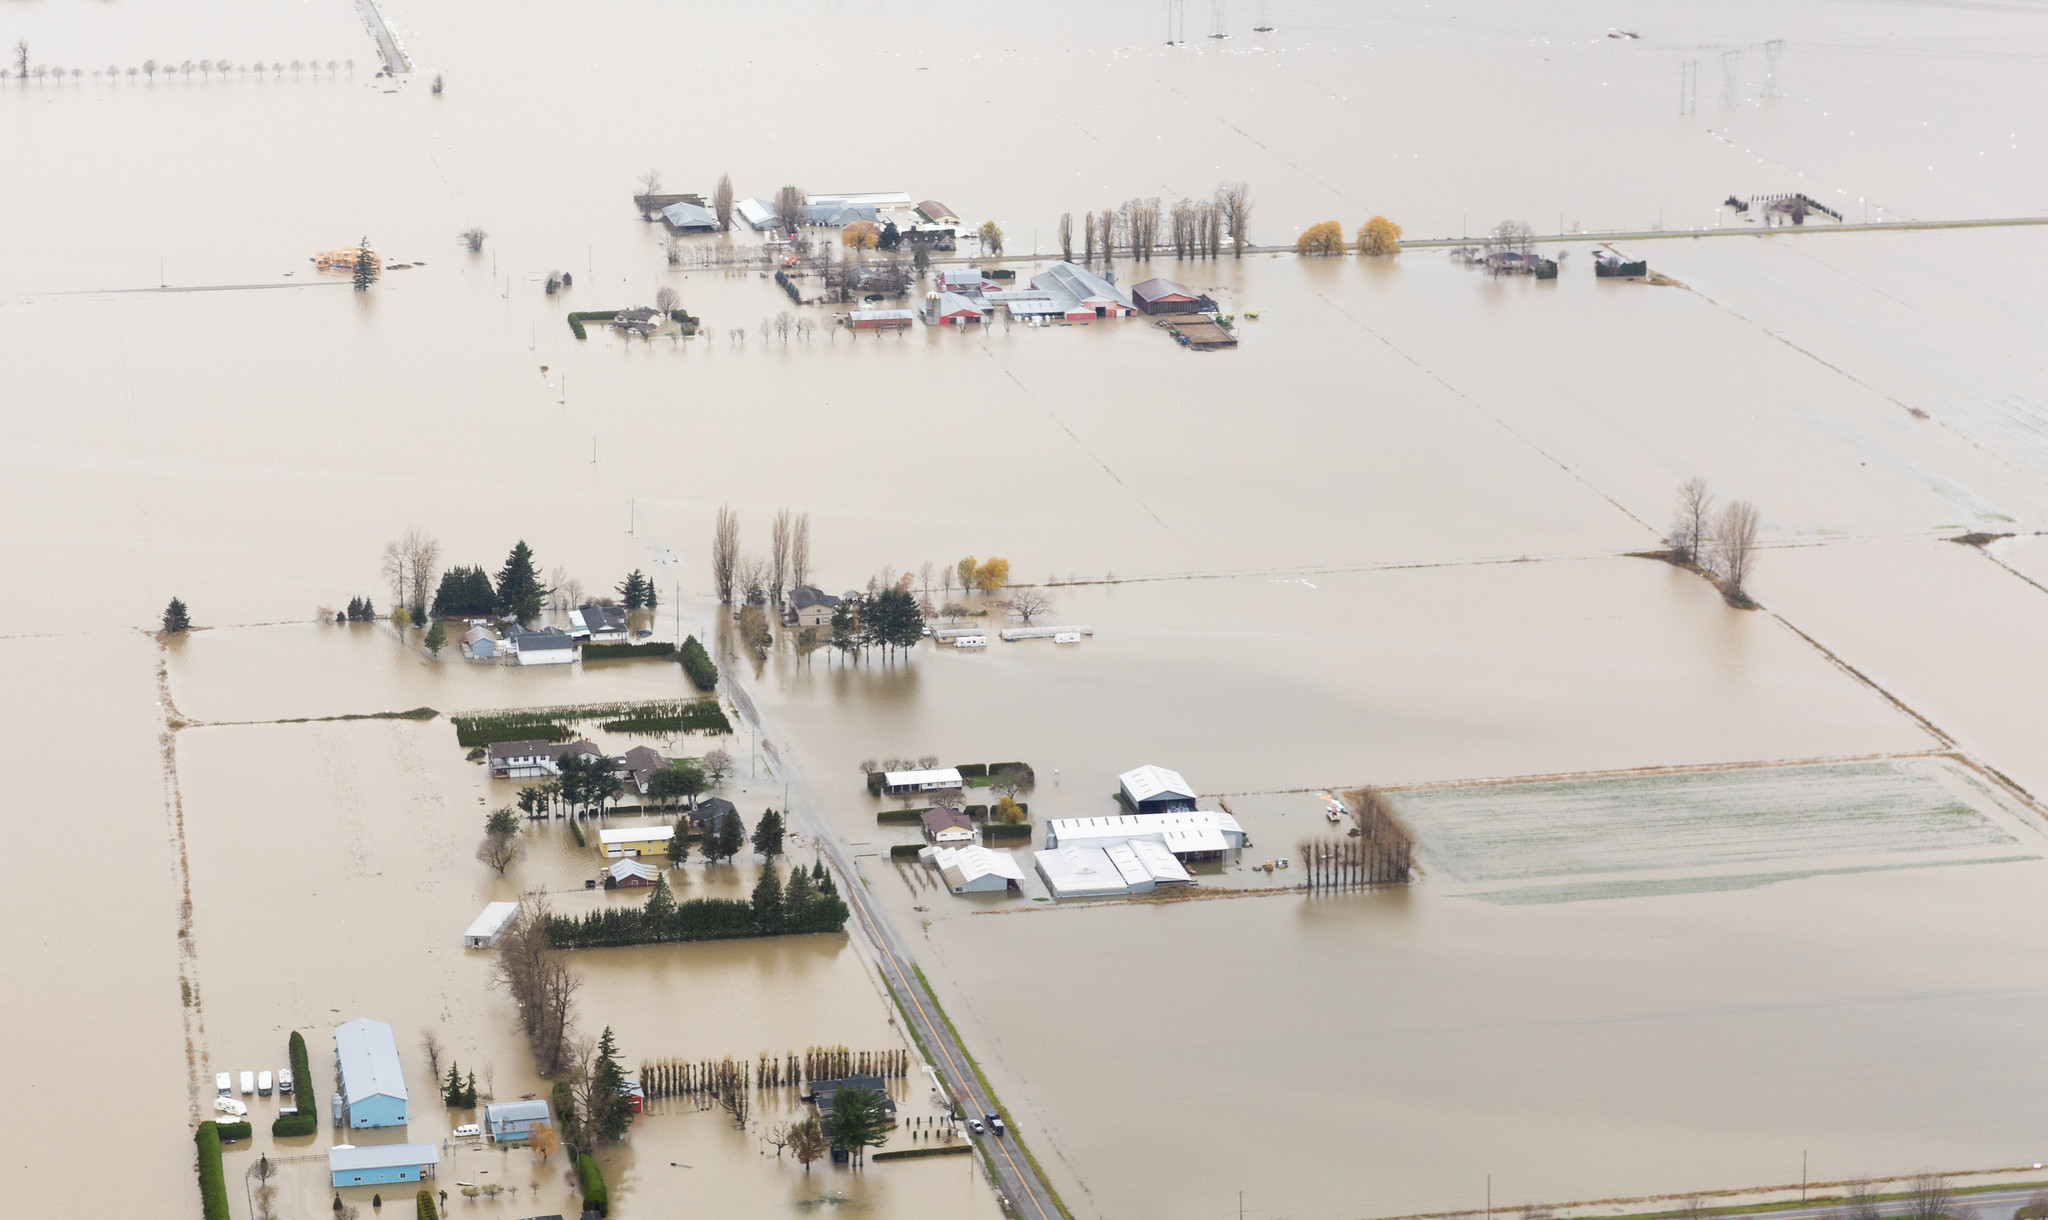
358, 597, 376, 621
783, 864, 817, 925
423, 619, 448, 655
463, 1070, 478, 1108
750, 864, 785, 931
162, 597, 191, 633
494, 541, 545, 622
812, 859, 837, 897
751, 808, 785, 859
644, 872, 677, 929
830, 601, 860, 661
432, 566, 498, 617
617, 570, 650, 610
346, 596, 363, 621
824, 1086, 892, 1165
713, 808, 747, 862
443, 1064, 464, 1107
588, 1027, 633, 1143
665, 820, 690, 868
352, 235, 375, 291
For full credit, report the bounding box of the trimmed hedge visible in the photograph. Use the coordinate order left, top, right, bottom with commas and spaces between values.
451, 714, 573, 748
873, 1144, 972, 1161
956, 763, 989, 780
877, 809, 929, 824
680, 635, 717, 692
578, 1153, 609, 1216
890, 844, 925, 859
417, 1188, 440, 1220
195, 1122, 231, 1220
567, 310, 619, 340
584, 641, 675, 661
985, 823, 1032, 842
275, 1030, 319, 1136
214, 1120, 251, 1142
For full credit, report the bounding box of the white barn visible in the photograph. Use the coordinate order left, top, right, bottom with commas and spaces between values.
880, 767, 964, 795
1043, 810, 1245, 859
462, 901, 520, 949
930, 845, 1025, 894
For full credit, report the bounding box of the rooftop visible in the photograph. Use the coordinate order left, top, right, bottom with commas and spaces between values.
328, 1143, 439, 1172
334, 1018, 407, 1105
600, 825, 673, 844
463, 901, 520, 940
933, 844, 1025, 887
1119, 764, 1195, 803
883, 767, 965, 787
484, 1099, 552, 1123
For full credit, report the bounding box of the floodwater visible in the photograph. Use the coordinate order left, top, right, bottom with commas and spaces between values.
6, 0, 2048, 1216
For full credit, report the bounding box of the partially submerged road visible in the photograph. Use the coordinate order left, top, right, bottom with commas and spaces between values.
715, 662, 1066, 1220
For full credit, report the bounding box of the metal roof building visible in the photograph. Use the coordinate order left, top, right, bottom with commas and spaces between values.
1029, 262, 1136, 317
1129, 276, 1205, 315
484, 1098, 553, 1143
880, 767, 964, 795
333, 1018, 408, 1129
1119, 764, 1197, 813
328, 1142, 438, 1187
463, 901, 521, 949
1034, 840, 1191, 899
930, 844, 1024, 893
661, 200, 718, 231
1044, 810, 1245, 858
805, 190, 913, 209
607, 858, 661, 886
736, 197, 780, 230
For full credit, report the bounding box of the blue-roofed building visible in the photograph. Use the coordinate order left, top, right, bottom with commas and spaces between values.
484, 1098, 554, 1143
333, 1018, 408, 1129
328, 1142, 439, 1187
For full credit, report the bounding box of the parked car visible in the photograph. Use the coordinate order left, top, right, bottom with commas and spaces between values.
257, 1071, 274, 1096
277, 1068, 294, 1095
968, 1118, 986, 1135
239, 1072, 255, 1096
452, 1123, 481, 1139
213, 1096, 248, 1118
215, 1072, 231, 1095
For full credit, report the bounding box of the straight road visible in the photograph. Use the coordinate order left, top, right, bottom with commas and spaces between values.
1731, 1186, 2045, 1220
717, 662, 1065, 1220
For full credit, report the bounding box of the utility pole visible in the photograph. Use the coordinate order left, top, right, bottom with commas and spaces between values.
1487, 1175, 1492, 1220
1802, 1151, 1807, 1202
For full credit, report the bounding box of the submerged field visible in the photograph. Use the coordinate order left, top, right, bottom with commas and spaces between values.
1391, 756, 2042, 893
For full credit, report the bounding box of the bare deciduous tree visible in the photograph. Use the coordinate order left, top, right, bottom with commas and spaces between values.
1712, 499, 1760, 598
713, 172, 734, 231
381, 527, 441, 619
770, 509, 793, 604
653, 286, 680, 316
491, 899, 580, 1076
459, 227, 488, 253
712, 505, 740, 604
419, 1029, 444, 1081
477, 828, 522, 874
1217, 181, 1253, 256
1669, 477, 1712, 566
1008, 587, 1051, 624
774, 183, 806, 232
1904, 1176, 1954, 1220
638, 167, 663, 196
1844, 1180, 1880, 1220
789, 512, 811, 593
764, 1122, 792, 1158
1058, 212, 1073, 261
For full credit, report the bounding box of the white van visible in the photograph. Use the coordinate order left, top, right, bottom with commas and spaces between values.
258, 1071, 274, 1097
239, 1071, 255, 1096
215, 1072, 231, 1095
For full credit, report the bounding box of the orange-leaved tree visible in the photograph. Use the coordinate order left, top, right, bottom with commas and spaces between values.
1295, 221, 1344, 255
1356, 216, 1402, 256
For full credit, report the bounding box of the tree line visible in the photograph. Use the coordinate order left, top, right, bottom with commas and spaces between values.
1054, 183, 1254, 263
8, 42, 355, 84
1295, 216, 1403, 256
545, 863, 849, 949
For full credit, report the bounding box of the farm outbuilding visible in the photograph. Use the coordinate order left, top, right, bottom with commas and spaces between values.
608, 858, 661, 886
849, 309, 917, 331
1118, 764, 1197, 813
328, 1143, 438, 1187
509, 629, 577, 666
600, 824, 674, 859
484, 1098, 553, 1143
660, 200, 718, 231
881, 768, 965, 795
931, 844, 1024, 893
333, 1018, 408, 1129
1130, 277, 1204, 314
463, 901, 520, 949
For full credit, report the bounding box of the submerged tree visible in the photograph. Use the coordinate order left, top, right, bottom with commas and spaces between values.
352, 235, 375, 291
713, 172, 734, 231
1712, 500, 1761, 601
711, 505, 740, 604
751, 808, 785, 859
978, 220, 1004, 256
790, 1116, 829, 1173
1217, 181, 1253, 256
824, 1086, 891, 1166
1668, 477, 1713, 566
1356, 215, 1403, 256
459, 227, 488, 253
162, 598, 192, 633
1295, 221, 1344, 256
495, 541, 545, 622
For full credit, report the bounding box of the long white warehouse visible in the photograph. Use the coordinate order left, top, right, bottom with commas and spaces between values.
1042, 810, 1246, 859
1035, 840, 1191, 899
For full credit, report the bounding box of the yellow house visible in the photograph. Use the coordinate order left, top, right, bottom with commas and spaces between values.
599, 825, 674, 859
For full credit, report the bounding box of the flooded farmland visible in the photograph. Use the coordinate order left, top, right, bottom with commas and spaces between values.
6, 0, 2048, 1217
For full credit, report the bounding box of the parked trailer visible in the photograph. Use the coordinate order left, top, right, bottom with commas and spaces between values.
998, 624, 1094, 642
240, 1072, 255, 1096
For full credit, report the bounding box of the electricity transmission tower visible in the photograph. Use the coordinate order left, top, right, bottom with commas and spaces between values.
1253, 0, 1274, 32
1763, 39, 1783, 98
1720, 49, 1742, 106
1209, 0, 1228, 39
1678, 60, 1697, 115
1164, 0, 1185, 44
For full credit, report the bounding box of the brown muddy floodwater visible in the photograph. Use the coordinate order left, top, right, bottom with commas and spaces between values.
6, 0, 2048, 1217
